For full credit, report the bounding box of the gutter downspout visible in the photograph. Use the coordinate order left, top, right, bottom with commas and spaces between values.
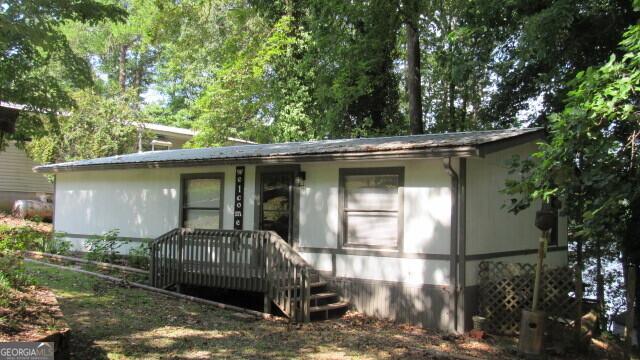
443, 157, 466, 333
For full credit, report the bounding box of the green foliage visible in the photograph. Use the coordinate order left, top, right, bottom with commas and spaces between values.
26, 90, 150, 164
127, 242, 150, 270
0, 0, 127, 147
44, 233, 72, 255
0, 225, 48, 252
86, 229, 125, 263
0, 253, 33, 306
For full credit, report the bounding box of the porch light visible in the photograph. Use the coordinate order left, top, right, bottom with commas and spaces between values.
295, 171, 306, 187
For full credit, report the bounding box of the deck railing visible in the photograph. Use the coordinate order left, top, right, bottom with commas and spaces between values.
149, 228, 312, 323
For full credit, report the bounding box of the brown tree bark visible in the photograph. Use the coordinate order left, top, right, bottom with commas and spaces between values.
404, 0, 423, 135
595, 237, 606, 334
118, 44, 128, 93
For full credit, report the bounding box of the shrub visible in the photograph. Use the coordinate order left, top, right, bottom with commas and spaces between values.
0, 225, 48, 252
127, 242, 150, 270
85, 229, 125, 263
0, 253, 33, 306
43, 232, 72, 255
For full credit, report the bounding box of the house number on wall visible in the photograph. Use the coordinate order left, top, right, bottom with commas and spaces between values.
233, 166, 245, 230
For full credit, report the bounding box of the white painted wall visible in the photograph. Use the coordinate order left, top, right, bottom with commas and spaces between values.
53, 146, 563, 287
298, 252, 451, 286
466, 142, 568, 255
299, 159, 452, 254
54, 165, 257, 251
464, 141, 568, 287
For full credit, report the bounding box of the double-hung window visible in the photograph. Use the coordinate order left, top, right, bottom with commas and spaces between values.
339, 167, 403, 249
181, 173, 224, 229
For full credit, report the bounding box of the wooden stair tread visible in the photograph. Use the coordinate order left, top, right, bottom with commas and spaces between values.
310, 300, 349, 312
311, 281, 327, 288
310, 292, 338, 300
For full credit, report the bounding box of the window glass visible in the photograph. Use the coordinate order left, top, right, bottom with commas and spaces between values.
185, 178, 221, 208
182, 175, 223, 229
183, 209, 220, 229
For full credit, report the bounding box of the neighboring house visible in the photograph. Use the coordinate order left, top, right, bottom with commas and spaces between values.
0, 142, 53, 210
0, 108, 203, 210
0, 102, 52, 210
136, 122, 256, 151
34, 128, 568, 332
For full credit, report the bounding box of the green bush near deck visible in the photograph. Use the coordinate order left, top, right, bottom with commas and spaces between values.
86, 229, 125, 263
0, 225, 71, 254
0, 253, 33, 306
0, 225, 47, 252
127, 242, 150, 270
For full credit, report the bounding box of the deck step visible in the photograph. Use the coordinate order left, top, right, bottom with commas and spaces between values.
310, 292, 337, 300
311, 281, 327, 288
309, 300, 350, 313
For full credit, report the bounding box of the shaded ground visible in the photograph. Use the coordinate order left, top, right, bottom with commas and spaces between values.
0, 285, 67, 342
25, 262, 511, 359
0, 212, 52, 234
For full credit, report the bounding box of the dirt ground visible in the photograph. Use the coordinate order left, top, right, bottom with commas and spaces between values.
25, 261, 517, 359
0, 284, 67, 342
0, 212, 53, 233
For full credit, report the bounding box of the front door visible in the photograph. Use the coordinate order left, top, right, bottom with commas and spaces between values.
259, 170, 294, 243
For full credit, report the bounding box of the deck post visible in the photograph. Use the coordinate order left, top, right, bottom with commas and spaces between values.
150, 243, 156, 287
303, 268, 311, 323
263, 293, 272, 314
178, 228, 184, 285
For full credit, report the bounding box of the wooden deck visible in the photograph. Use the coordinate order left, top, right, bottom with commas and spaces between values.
150, 229, 348, 322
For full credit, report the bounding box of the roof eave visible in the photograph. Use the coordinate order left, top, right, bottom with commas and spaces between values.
34, 146, 480, 174
476, 129, 545, 157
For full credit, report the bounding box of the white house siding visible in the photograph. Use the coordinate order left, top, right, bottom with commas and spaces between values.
298, 159, 452, 254
0, 142, 52, 209
465, 142, 568, 285
462, 142, 569, 330
294, 158, 454, 330
54, 165, 257, 252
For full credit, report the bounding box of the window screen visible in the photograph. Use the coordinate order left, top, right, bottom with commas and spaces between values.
340, 168, 402, 249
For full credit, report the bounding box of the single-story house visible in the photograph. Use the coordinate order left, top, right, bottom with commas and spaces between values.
34, 128, 568, 332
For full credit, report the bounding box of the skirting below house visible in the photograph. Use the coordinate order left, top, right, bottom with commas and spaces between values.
325, 276, 453, 331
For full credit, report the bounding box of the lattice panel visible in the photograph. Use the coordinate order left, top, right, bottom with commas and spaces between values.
478, 261, 578, 335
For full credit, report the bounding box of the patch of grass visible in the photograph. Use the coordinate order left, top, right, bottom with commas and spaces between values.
25, 262, 508, 359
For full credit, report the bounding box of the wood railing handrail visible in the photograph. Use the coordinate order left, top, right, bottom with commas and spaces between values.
150, 228, 312, 323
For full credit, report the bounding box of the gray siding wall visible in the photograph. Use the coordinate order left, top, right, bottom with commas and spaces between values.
329, 276, 452, 330
0, 142, 52, 209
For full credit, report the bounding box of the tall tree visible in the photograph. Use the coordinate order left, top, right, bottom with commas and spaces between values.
504, 17, 640, 338
403, 0, 423, 134
0, 0, 126, 147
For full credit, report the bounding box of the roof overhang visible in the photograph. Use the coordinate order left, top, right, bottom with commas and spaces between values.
34, 128, 545, 174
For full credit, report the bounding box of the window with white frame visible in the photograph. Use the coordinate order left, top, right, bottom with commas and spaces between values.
339, 167, 403, 249
181, 173, 224, 229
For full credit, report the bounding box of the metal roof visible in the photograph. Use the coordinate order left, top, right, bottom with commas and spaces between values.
34, 128, 543, 173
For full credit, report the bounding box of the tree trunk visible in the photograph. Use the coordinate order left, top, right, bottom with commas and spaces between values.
596, 236, 606, 334
575, 234, 584, 349
404, 0, 423, 135
133, 59, 143, 96
625, 264, 636, 360
118, 44, 128, 93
